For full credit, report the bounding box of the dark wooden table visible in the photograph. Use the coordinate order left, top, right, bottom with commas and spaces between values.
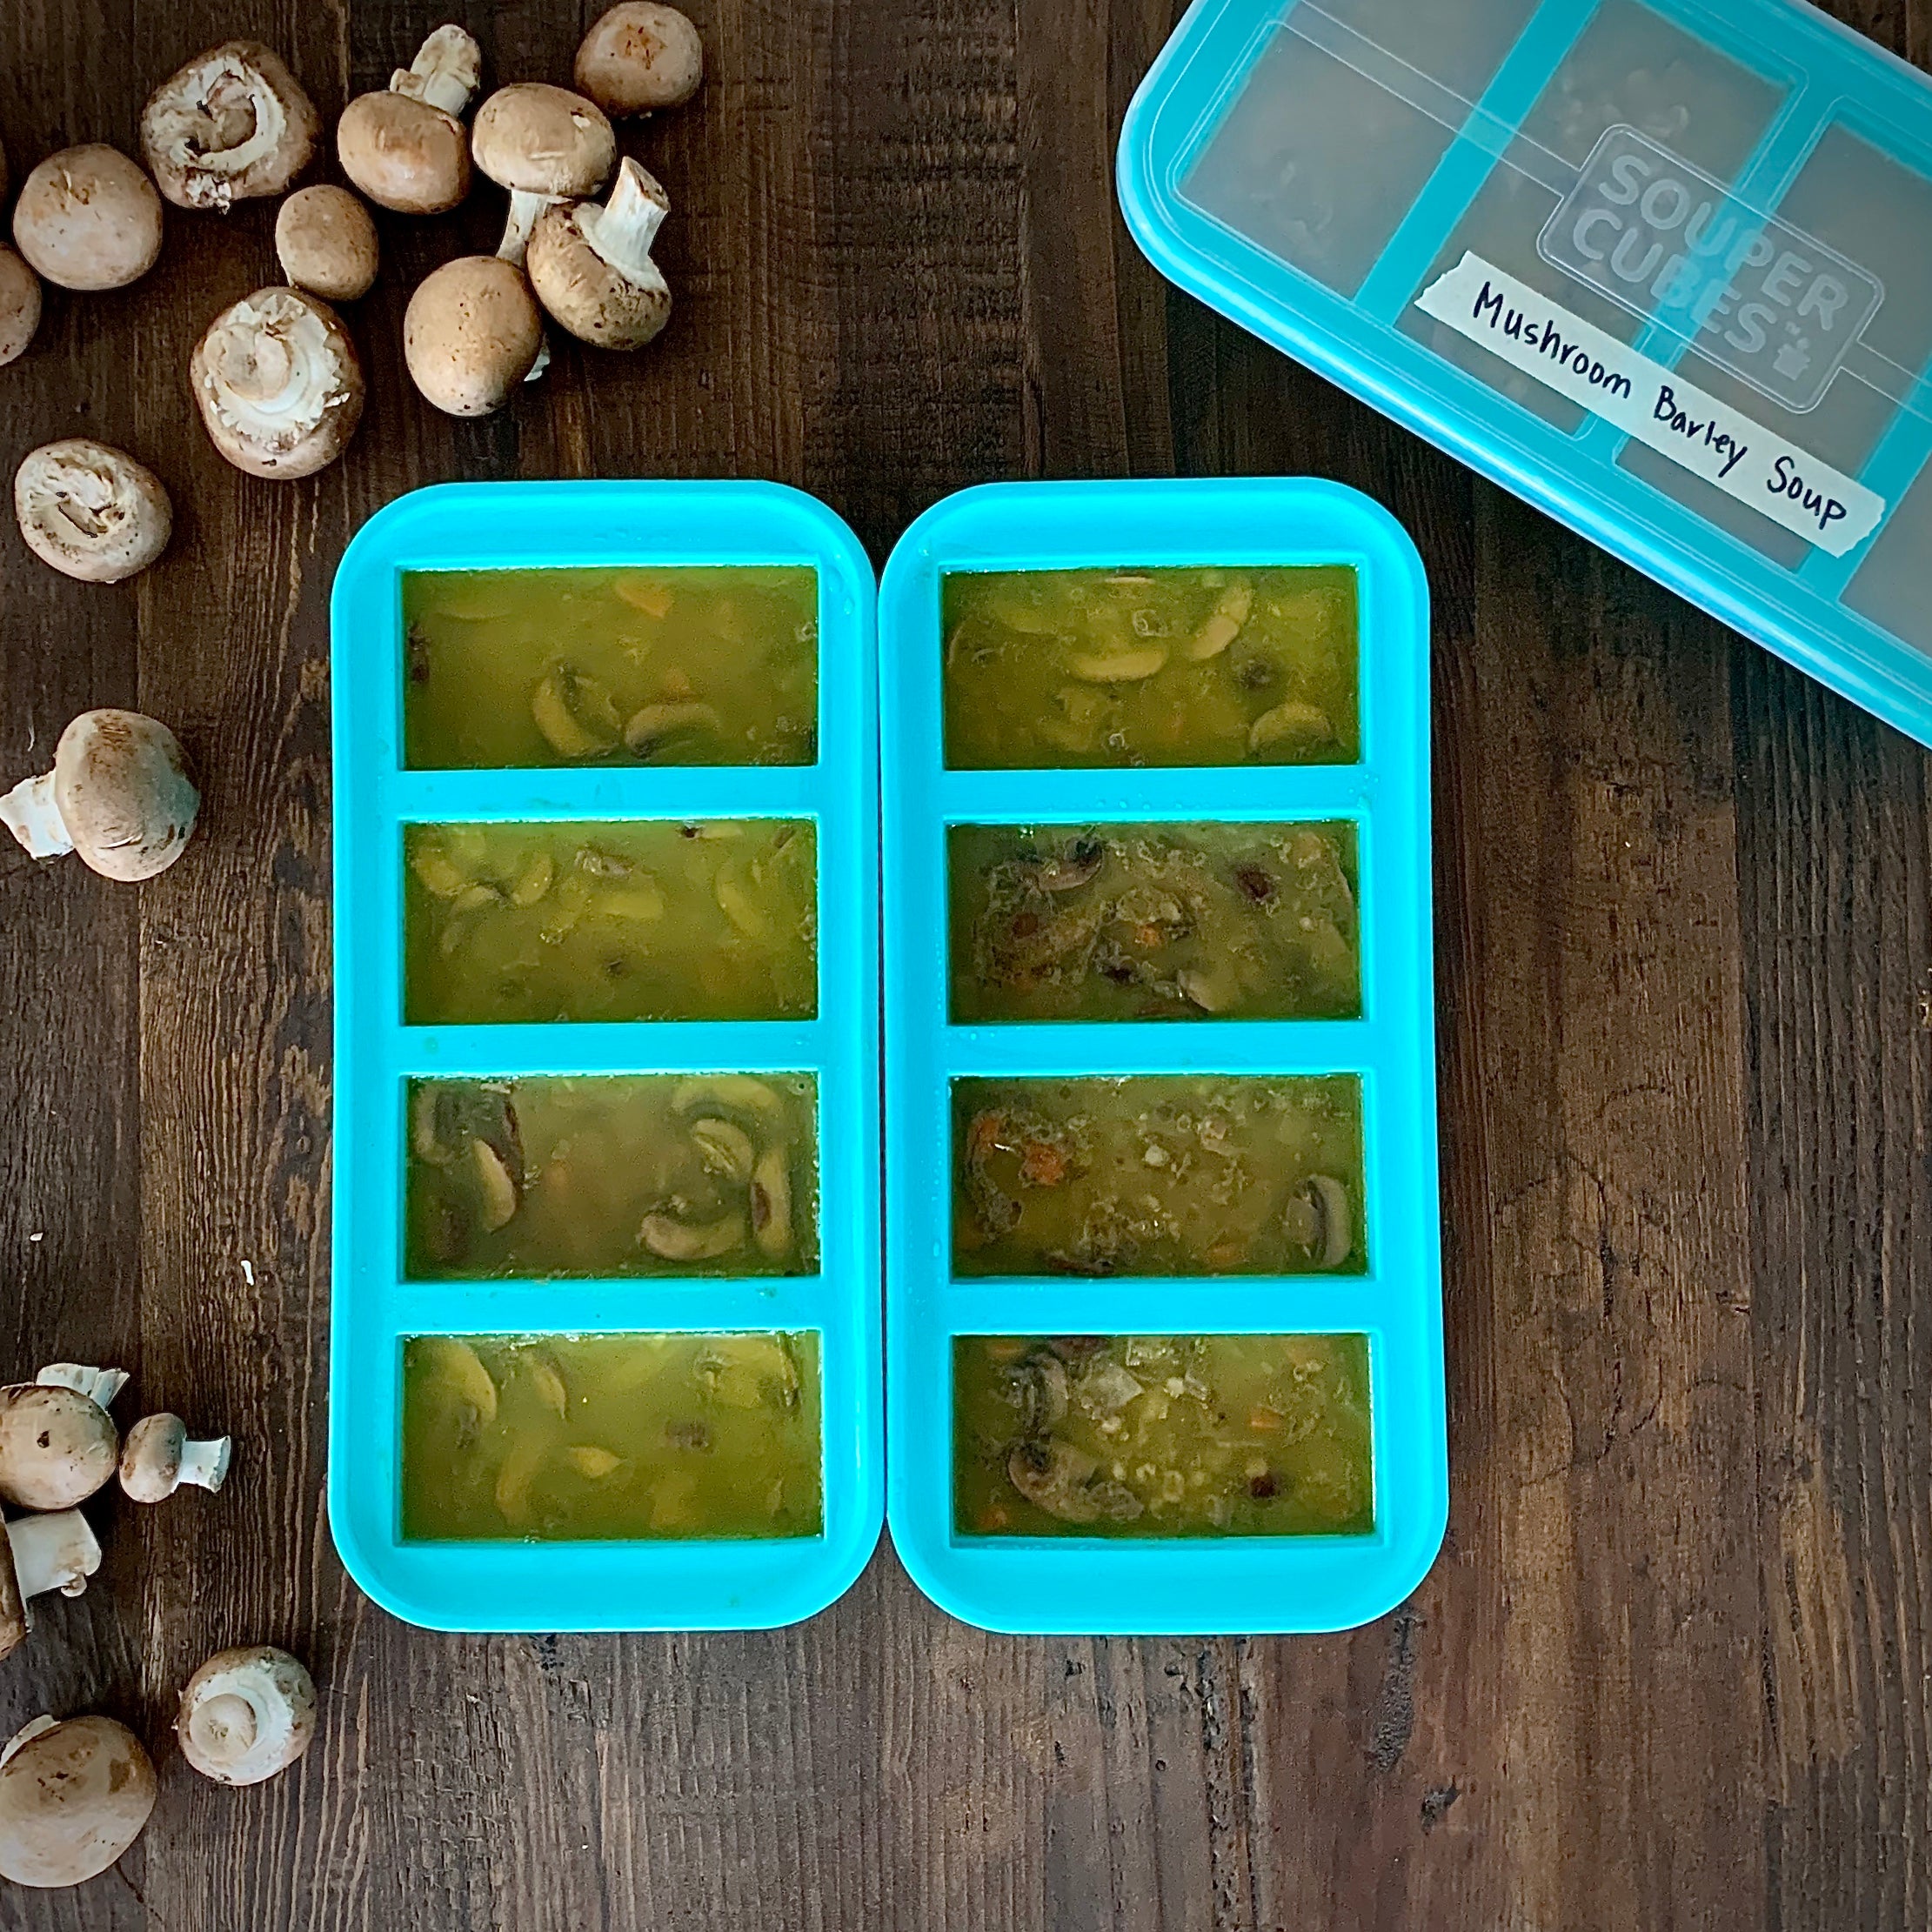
1, 2, 1928, 1926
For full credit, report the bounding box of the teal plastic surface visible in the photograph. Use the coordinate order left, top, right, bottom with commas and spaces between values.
879, 479, 1447, 1636
329, 481, 882, 1632
1120, 0, 1932, 750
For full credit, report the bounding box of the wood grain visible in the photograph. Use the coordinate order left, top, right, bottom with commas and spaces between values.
0, 1, 1928, 1928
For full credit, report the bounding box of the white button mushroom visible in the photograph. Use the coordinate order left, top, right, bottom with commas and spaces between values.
338, 24, 482, 216
14, 440, 171, 584
0, 1715, 156, 1889
191, 285, 365, 478
118, 1413, 232, 1503
142, 40, 318, 211
0, 246, 40, 365
0, 709, 199, 881
11, 145, 164, 291
404, 255, 546, 417
471, 83, 616, 265
177, 1646, 317, 1787
0, 1512, 104, 1660
529, 157, 672, 351
34, 1363, 129, 1410
275, 185, 379, 302
575, 3, 705, 117
0, 1384, 118, 1510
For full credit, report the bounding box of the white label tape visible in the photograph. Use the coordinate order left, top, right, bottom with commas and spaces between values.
1415, 251, 1886, 558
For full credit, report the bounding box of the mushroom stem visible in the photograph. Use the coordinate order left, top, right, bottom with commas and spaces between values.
496, 190, 554, 265
185, 1692, 257, 1763
177, 1434, 232, 1492
0, 773, 70, 859
36, 1366, 128, 1411
6, 1512, 102, 1601
583, 158, 667, 277
394, 25, 482, 118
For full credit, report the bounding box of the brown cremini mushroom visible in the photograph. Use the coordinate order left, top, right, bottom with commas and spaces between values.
14, 440, 171, 584
471, 83, 614, 264
275, 185, 378, 302
529, 157, 672, 351
0, 1384, 118, 1510
0, 1513, 104, 1661
177, 1647, 316, 1786
191, 285, 364, 478
0, 247, 40, 365
0, 1716, 155, 1888
11, 146, 163, 291
575, 3, 705, 116
142, 40, 318, 211
338, 24, 481, 217
119, 1414, 232, 1503
404, 255, 545, 417
0, 709, 199, 881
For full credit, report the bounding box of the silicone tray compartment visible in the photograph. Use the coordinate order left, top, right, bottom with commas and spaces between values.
330, 481, 881, 1632
880, 479, 1447, 1636
1120, 0, 1932, 749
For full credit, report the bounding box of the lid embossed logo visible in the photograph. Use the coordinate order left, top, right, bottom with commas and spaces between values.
1538, 125, 1882, 414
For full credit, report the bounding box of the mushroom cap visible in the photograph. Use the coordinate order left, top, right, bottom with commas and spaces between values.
471, 84, 615, 197
48, 710, 199, 882
0, 1535, 24, 1664
0, 1716, 157, 1889
404, 256, 544, 418
190, 284, 365, 480
338, 90, 471, 216
0, 1386, 118, 1510
0, 246, 41, 366
117, 1414, 185, 1502
528, 195, 672, 351
575, 4, 705, 116
177, 1646, 317, 1787
142, 40, 319, 211
275, 185, 378, 302
15, 440, 172, 585
11, 146, 164, 292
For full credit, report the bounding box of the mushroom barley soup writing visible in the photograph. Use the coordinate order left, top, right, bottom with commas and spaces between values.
954, 1334, 1373, 1537
403, 1333, 822, 1541
942, 566, 1359, 768
949, 821, 1360, 1022
953, 1077, 1365, 1278
406, 1075, 819, 1280
404, 819, 816, 1026
403, 566, 819, 768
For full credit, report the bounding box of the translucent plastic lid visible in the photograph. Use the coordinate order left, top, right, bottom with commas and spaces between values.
1120, 0, 1932, 746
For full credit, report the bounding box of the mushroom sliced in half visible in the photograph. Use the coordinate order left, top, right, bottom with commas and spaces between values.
141, 40, 318, 211
119, 1414, 232, 1503
0, 709, 199, 881
15, 440, 171, 584
0, 1715, 155, 1888
0, 1512, 104, 1660
276, 185, 378, 302
177, 1646, 317, 1787
0, 247, 39, 365
575, 4, 705, 116
471, 83, 615, 264
529, 158, 672, 351
1284, 1173, 1354, 1270
404, 256, 544, 417
0, 1384, 118, 1510
191, 286, 364, 478
338, 25, 481, 216
11, 146, 163, 291
36, 1364, 129, 1410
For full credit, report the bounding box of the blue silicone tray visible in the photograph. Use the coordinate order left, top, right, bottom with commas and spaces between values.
1121, 0, 1932, 749
329, 481, 882, 1632
879, 478, 1447, 1636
